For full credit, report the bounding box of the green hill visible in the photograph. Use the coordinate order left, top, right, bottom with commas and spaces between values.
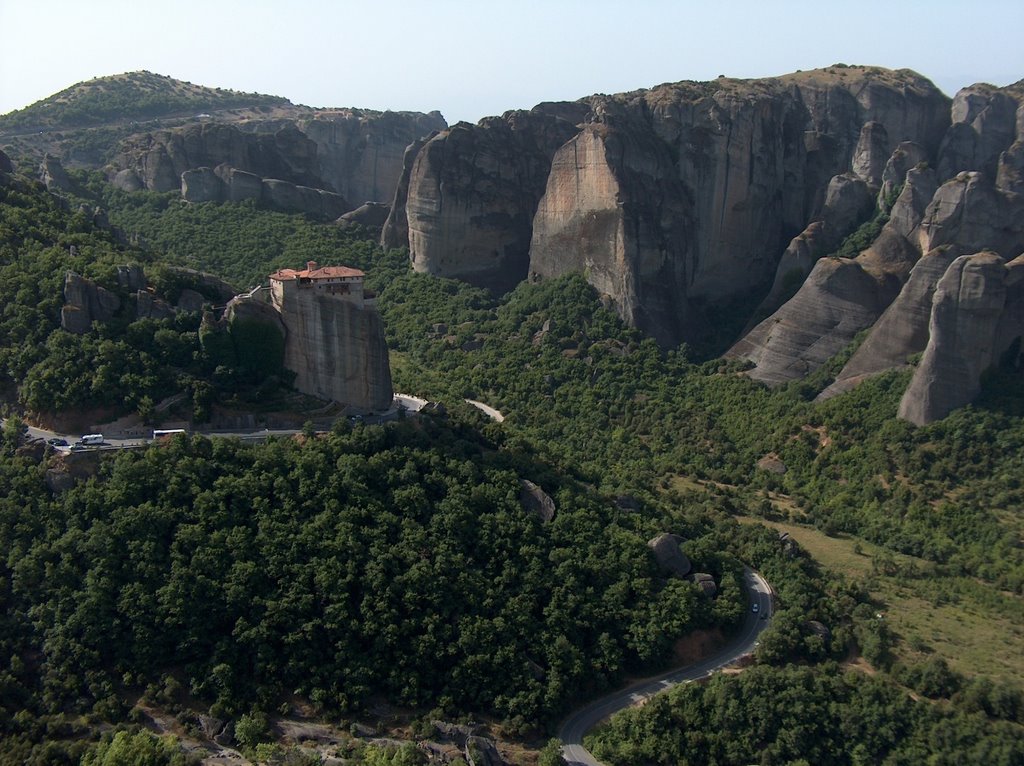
0, 70, 290, 133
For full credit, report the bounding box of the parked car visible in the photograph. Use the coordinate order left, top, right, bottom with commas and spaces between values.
752, 603, 760, 613
46, 437, 67, 447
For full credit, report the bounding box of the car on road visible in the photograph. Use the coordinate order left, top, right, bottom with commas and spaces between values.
752, 603, 760, 613
46, 437, 67, 447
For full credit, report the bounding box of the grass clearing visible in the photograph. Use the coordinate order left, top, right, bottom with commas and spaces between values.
736, 513, 1024, 686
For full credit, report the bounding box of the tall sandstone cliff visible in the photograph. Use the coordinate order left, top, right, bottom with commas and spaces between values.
273, 289, 392, 412
387, 66, 950, 346
731, 80, 1024, 422
110, 110, 446, 218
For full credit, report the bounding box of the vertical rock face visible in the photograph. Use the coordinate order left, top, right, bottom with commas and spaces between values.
852, 121, 890, 188
728, 163, 938, 383
937, 85, 1021, 180
528, 122, 692, 345
299, 111, 446, 205
405, 105, 587, 294
110, 110, 447, 210
272, 289, 393, 411
753, 173, 875, 324
380, 134, 435, 250
730, 96, 1024, 395
62, 271, 121, 334
818, 245, 965, 399
917, 171, 1024, 258
390, 66, 949, 346
898, 253, 1010, 425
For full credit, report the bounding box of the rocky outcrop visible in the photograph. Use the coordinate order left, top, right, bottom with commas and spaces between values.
689, 572, 718, 598
878, 141, 929, 208
518, 480, 556, 523
852, 121, 890, 188
62, 271, 121, 333
0, 148, 12, 175
647, 533, 691, 578
898, 252, 1012, 424
754, 173, 876, 323
298, 110, 447, 205
730, 257, 902, 385
337, 202, 390, 230
135, 290, 176, 320
181, 164, 351, 217
62, 264, 236, 331
728, 164, 941, 384
819, 245, 965, 399
389, 67, 948, 344
265, 287, 393, 411
917, 171, 1024, 258
937, 84, 1021, 180
112, 111, 445, 206
381, 134, 434, 250
405, 104, 589, 294
40, 154, 76, 193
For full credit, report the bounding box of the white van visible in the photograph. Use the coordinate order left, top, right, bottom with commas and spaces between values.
80, 434, 104, 445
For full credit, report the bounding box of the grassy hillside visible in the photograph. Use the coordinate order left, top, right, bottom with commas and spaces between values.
0, 71, 289, 133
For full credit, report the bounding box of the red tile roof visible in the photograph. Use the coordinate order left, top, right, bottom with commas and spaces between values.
270, 265, 365, 281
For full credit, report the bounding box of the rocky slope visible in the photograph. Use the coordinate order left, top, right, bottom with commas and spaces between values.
729, 81, 1024, 422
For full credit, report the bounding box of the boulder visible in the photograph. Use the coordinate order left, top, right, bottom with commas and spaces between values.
518, 479, 556, 523
899, 252, 1009, 424
213, 720, 235, 747
647, 533, 691, 578
135, 290, 176, 320
117, 264, 147, 292
690, 572, 718, 597
465, 735, 505, 766
181, 166, 224, 202
62, 271, 121, 333
337, 201, 391, 229
756, 454, 787, 474
198, 714, 226, 740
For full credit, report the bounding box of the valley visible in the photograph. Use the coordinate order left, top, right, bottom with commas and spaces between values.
0, 63, 1023, 765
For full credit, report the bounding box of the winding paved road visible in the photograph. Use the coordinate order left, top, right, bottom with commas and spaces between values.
558, 568, 773, 765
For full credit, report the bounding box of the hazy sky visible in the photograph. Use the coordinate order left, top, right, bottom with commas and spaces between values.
2, 0, 1022, 125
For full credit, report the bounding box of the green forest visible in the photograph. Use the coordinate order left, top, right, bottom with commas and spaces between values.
0, 161, 1022, 763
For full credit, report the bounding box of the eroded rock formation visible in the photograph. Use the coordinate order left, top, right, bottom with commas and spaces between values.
389, 66, 950, 345
111, 110, 446, 218
405, 105, 589, 294
731, 77, 1024, 404
898, 252, 1012, 424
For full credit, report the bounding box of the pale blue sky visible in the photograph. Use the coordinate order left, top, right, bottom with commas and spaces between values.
2, 0, 1022, 124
